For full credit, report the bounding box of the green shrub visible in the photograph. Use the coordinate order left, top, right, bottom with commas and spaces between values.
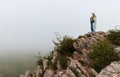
58, 55, 68, 70
53, 35, 75, 69
44, 51, 53, 62
36, 51, 59, 70
89, 40, 119, 72
36, 51, 53, 69
35, 52, 44, 67
53, 36, 75, 56
107, 29, 120, 46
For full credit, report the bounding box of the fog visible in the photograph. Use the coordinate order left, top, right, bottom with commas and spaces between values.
0, 0, 120, 55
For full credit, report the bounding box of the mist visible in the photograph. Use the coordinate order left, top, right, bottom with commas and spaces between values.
0, 0, 120, 55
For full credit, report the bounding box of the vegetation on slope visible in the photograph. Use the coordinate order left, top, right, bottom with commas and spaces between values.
36, 29, 120, 74
89, 40, 119, 72
89, 29, 120, 72
36, 35, 75, 71
53, 35, 75, 56
53, 36, 75, 69
107, 29, 120, 46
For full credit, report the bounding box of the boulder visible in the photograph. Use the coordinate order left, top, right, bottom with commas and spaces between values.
97, 61, 120, 77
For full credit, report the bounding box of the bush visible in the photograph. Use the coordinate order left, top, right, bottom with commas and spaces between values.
35, 52, 44, 67
35, 51, 53, 69
44, 51, 53, 61
107, 29, 120, 46
53, 35, 76, 70
58, 55, 68, 70
89, 40, 119, 72
53, 36, 75, 56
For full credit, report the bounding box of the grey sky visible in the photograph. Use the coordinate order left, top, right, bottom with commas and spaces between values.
0, 0, 120, 54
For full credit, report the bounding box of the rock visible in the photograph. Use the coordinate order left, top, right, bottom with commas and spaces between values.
69, 58, 91, 77
43, 69, 54, 77
66, 68, 76, 77
73, 50, 91, 66
90, 68, 98, 76
54, 71, 64, 77
54, 69, 75, 77
73, 51, 82, 60
51, 50, 58, 63
114, 47, 120, 54
20, 74, 24, 77
56, 60, 62, 70
97, 61, 120, 77
57, 71, 67, 77
43, 59, 49, 70
73, 31, 106, 53
114, 47, 120, 57
25, 70, 32, 77
21, 31, 109, 77
35, 66, 42, 77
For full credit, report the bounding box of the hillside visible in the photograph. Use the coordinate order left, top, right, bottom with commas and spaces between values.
21, 30, 120, 77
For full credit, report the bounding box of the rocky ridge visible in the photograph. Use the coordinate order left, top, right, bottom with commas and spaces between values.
20, 32, 120, 77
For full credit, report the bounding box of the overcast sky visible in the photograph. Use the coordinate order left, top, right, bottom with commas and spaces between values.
0, 0, 120, 54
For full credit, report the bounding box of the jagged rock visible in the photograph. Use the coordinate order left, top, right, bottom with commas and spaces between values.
51, 56, 56, 64
35, 66, 42, 77
54, 68, 76, 77
97, 61, 120, 77
73, 51, 83, 60
54, 71, 66, 77
43, 69, 54, 77
90, 68, 98, 76
69, 58, 91, 77
25, 70, 32, 77
73, 32, 106, 53
66, 68, 76, 77
114, 47, 120, 57
54, 71, 64, 77
114, 47, 120, 54
43, 59, 49, 70
73, 50, 91, 66
56, 60, 62, 70
51, 50, 58, 63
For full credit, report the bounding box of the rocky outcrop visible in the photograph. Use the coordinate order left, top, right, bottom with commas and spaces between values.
73, 32, 106, 67
97, 61, 120, 77
73, 32, 106, 53
20, 31, 120, 77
